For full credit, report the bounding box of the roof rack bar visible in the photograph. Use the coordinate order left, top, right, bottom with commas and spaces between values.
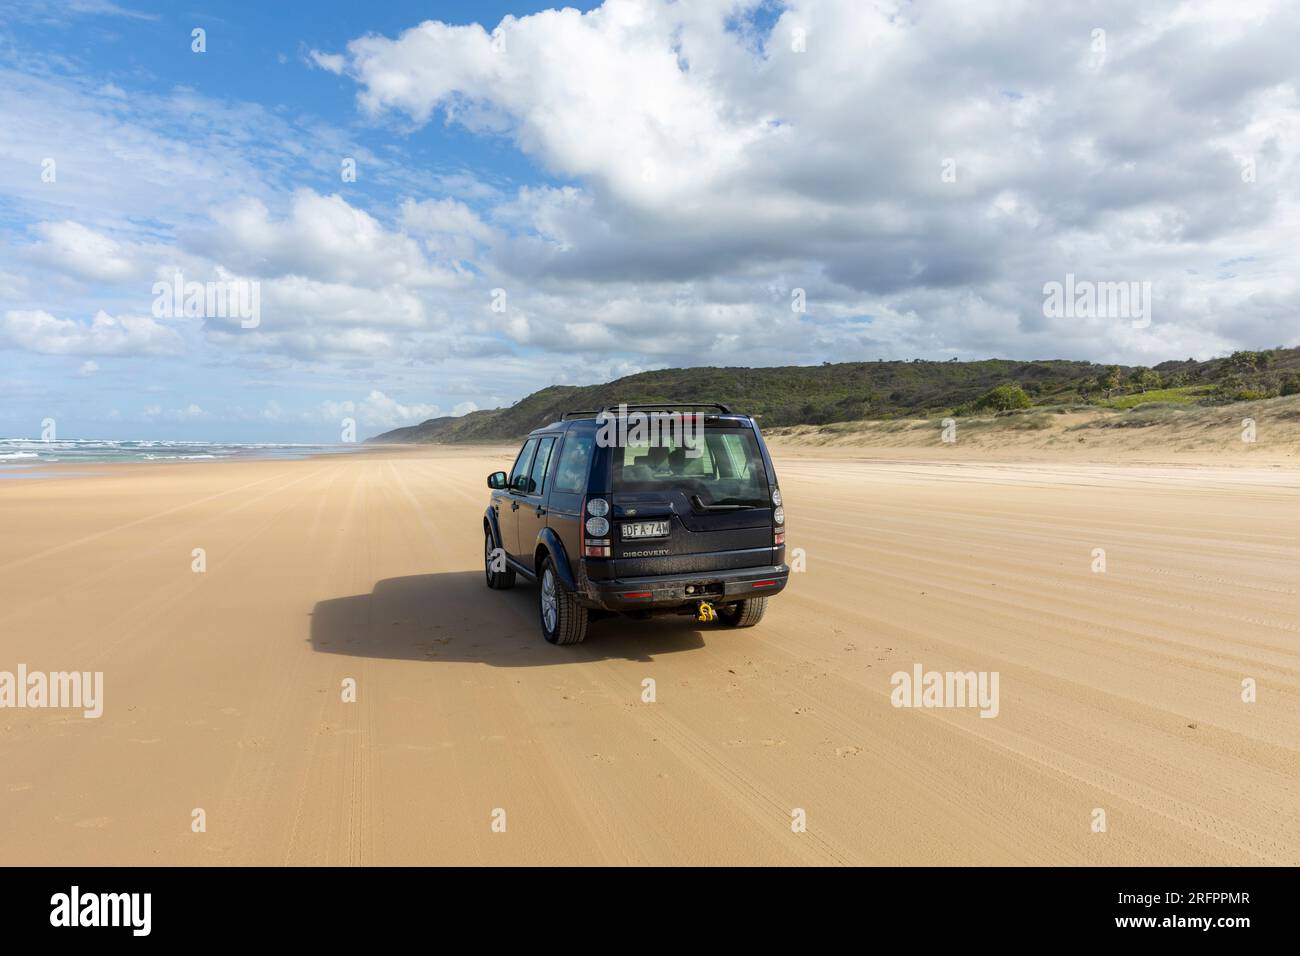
562, 402, 733, 421
614, 402, 733, 414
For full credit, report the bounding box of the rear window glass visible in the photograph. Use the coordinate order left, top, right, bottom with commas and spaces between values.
611, 428, 769, 506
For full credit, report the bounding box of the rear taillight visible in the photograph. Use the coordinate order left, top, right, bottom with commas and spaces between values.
774, 530, 785, 545
581, 495, 611, 556
583, 495, 611, 537
752, 580, 778, 588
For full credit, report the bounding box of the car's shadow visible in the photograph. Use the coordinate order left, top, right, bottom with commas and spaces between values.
309, 571, 708, 665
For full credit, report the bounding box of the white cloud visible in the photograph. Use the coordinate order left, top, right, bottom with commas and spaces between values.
337, 5, 763, 206
10, 196, 469, 363
401, 197, 496, 260
5, 0, 158, 23
308, 50, 347, 74
0, 269, 27, 299
321, 0, 1300, 364
138, 402, 205, 422
402, 198, 494, 241
27, 221, 140, 281
0, 309, 183, 356
199, 190, 467, 290
321, 390, 440, 428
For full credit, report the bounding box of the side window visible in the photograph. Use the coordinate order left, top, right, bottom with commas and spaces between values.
553, 432, 595, 495
527, 437, 555, 495
544, 435, 563, 487
509, 438, 538, 491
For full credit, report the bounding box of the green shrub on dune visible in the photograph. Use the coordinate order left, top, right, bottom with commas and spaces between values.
973, 383, 1032, 412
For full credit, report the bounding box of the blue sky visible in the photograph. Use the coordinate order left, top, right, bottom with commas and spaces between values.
1, 1, 601, 441
1, 0, 1298, 441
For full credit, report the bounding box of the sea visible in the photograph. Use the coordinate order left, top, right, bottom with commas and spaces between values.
0, 438, 363, 471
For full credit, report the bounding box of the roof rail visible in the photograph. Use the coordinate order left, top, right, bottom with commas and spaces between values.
562, 402, 733, 420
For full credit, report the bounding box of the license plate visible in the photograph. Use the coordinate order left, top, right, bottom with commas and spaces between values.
622, 520, 670, 539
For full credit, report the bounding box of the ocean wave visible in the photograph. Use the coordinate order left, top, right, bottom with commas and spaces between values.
0, 439, 361, 464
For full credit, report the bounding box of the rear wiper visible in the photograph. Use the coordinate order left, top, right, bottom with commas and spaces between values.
690, 495, 758, 511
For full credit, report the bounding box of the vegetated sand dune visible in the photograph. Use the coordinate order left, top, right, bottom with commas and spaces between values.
768, 393, 1300, 464
0, 443, 1297, 865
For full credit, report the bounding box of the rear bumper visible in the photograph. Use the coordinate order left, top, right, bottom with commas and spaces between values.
583, 564, 789, 612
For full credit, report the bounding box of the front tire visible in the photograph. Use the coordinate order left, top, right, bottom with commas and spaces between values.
539, 557, 587, 645
484, 528, 516, 589
719, 596, 768, 627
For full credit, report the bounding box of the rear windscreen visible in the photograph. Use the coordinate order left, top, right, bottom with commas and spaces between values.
610, 428, 770, 506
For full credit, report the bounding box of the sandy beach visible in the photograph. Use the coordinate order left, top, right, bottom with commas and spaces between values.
1, 444, 1297, 866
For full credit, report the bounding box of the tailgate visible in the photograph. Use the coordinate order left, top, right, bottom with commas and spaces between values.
607, 489, 774, 576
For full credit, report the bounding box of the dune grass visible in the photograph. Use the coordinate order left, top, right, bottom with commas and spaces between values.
1099, 386, 1213, 409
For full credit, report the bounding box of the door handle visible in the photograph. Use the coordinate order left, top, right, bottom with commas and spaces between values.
511, 500, 519, 511
535, 506, 546, 516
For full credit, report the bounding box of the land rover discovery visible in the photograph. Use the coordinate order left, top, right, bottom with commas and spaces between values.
482, 403, 788, 644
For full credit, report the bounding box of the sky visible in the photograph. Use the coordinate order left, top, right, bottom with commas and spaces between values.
0, 0, 1298, 442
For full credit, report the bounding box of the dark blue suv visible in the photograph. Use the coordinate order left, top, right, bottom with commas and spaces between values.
484, 403, 789, 644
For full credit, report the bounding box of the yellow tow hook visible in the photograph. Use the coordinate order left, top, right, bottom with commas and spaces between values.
696, 601, 717, 623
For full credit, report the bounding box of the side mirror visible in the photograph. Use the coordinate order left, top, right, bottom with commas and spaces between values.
487, 471, 508, 489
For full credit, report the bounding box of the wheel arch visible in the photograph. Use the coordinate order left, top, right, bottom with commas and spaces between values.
534, 527, 576, 590
484, 507, 503, 548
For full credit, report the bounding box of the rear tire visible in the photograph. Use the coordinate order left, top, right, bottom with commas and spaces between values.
719, 596, 768, 627
539, 557, 588, 645
484, 528, 516, 590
